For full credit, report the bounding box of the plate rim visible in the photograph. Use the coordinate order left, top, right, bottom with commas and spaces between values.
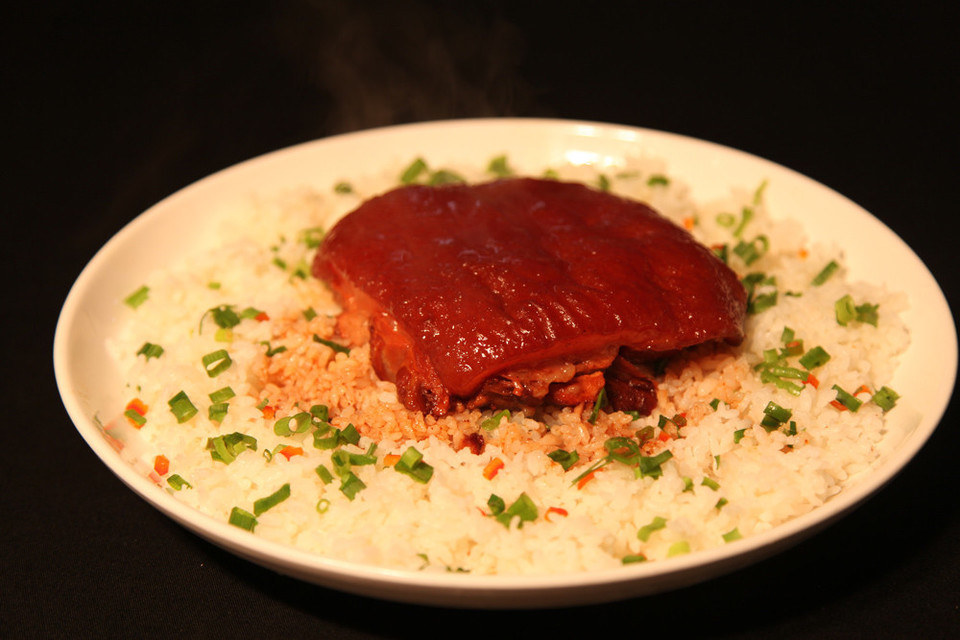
53, 117, 958, 607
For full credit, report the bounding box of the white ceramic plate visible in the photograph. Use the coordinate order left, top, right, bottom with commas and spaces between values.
54, 118, 956, 608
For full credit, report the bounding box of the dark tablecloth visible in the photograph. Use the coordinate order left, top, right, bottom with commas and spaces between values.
6, 2, 958, 637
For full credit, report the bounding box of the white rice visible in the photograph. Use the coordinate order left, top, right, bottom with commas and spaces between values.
105, 156, 910, 574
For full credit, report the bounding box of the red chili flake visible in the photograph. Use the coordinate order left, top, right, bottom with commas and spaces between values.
830, 400, 848, 412
255, 311, 270, 322
483, 457, 505, 480
804, 373, 820, 389
545, 506, 569, 522
279, 446, 304, 460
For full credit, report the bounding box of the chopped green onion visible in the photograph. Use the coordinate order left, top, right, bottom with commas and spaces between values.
667, 541, 691, 557
647, 174, 670, 187
760, 401, 793, 430
206, 432, 257, 464
136, 342, 164, 360
312, 334, 350, 354
799, 346, 831, 370
596, 174, 611, 191
261, 341, 287, 357
206, 387, 234, 404
872, 386, 900, 412
205, 305, 241, 331
480, 409, 510, 431
316, 498, 331, 513
547, 449, 580, 471
812, 260, 839, 286
637, 516, 667, 542
759, 370, 804, 396
722, 528, 742, 542
428, 169, 465, 185
732, 206, 754, 237
638, 450, 673, 478
682, 476, 694, 492
339, 472, 366, 500
835, 295, 857, 326
733, 428, 746, 444
622, 554, 648, 564
207, 281, 221, 290
299, 226, 325, 249
783, 420, 798, 436
123, 285, 150, 309
832, 385, 863, 412
486, 154, 513, 177
701, 477, 720, 491
748, 291, 778, 314
208, 402, 229, 423
588, 388, 607, 424
302, 306, 318, 321
715, 497, 729, 509
167, 391, 198, 423
253, 483, 291, 516
274, 411, 313, 436
393, 446, 434, 484
487, 494, 505, 516
400, 157, 428, 184
855, 301, 879, 327
733, 235, 769, 266
228, 507, 257, 531
201, 349, 232, 377
315, 464, 334, 484
604, 437, 641, 465
167, 474, 192, 491
716, 212, 736, 227
334, 181, 353, 194
781, 327, 795, 343
494, 492, 538, 529
124, 409, 146, 427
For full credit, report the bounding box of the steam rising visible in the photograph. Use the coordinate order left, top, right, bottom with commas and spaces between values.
278, 1, 540, 134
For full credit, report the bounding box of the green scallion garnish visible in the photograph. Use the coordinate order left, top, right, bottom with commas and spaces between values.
799, 346, 831, 370
486, 154, 513, 177
124, 409, 146, 427
722, 528, 742, 542
312, 334, 350, 354
136, 342, 164, 360
167, 391, 198, 423
400, 157, 428, 184
588, 388, 607, 424
201, 349, 232, 377
253, 483, 291, 516
480, 409, 511, 431
167, 474, 192, 491
493, 492, 538, 529
124, 285, 150, 309
812, 260, 839, 286
872, 386, 900, 412
547, 449, 580, 471
274, 411, 313, 436
209, 387, 236, 403
832, 385, 863, 412
228, 507, 257, 531
637, 516, 667, 542
760, 401, 793, 430
393, 446, 434, 484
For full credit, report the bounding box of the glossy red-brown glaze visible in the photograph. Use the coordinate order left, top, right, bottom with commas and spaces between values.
313, 178, 746, 417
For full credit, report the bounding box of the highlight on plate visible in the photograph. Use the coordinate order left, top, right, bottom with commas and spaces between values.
102, 152, 909, 575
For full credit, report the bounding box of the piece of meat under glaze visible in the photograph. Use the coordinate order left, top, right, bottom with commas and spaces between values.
312, 177, 747, 418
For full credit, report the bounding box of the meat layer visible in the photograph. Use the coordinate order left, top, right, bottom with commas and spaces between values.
312, 177, 747, 417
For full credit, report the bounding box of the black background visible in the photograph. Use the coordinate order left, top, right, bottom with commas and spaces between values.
5, 1, 958, 637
